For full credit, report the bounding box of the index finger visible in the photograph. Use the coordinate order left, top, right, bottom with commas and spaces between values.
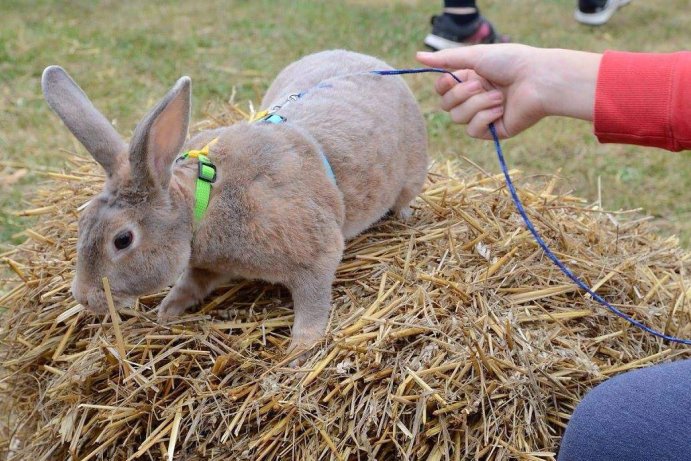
416, 47, 483, 70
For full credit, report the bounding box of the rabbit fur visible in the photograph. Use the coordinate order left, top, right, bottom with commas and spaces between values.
43, 50, 428, 351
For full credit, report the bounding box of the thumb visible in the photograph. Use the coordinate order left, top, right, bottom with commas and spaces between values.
416, 47, 482, 70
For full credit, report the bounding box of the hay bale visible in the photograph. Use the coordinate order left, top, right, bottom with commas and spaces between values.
1, 104, 690, 460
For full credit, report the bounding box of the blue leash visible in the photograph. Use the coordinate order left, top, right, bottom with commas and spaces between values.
371, 67, 690, 345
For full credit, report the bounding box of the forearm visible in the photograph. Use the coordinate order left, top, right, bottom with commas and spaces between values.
537, 48, 602, 122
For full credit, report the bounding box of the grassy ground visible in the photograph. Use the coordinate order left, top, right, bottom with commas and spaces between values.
1, 0, 689, 252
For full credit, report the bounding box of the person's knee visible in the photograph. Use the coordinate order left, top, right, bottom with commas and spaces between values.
558, 360, 691, 461
558, 376, 626, 461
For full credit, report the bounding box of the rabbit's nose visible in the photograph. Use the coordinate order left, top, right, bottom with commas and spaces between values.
71, 278, 89, 307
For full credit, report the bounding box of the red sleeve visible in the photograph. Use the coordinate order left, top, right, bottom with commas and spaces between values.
594, 50, 691, 152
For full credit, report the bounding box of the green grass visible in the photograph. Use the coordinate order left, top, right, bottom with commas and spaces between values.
1, 0, 689, 249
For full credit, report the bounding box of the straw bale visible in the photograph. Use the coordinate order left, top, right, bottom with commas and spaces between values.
1, 103, 690, 461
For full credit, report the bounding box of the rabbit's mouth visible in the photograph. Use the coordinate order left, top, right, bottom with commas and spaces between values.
72, 283, 132, 316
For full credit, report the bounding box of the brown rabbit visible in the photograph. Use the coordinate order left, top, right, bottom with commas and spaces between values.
43, 50, 427, 351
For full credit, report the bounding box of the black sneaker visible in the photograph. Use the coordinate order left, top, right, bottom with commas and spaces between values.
424, 14, 510, 51
575, 0, 631, 25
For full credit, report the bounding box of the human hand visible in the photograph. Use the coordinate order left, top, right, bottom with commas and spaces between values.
416, 44, 601, 140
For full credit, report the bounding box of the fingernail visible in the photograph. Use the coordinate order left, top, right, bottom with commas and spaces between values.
416, 51, 432, 58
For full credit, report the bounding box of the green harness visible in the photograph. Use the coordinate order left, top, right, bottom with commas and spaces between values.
177, 138, 218, 223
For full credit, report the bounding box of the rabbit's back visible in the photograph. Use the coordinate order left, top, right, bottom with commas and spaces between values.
261, 50, 428, 238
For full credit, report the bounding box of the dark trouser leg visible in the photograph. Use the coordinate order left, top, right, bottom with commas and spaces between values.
426, 0, 507, 49
558, 359, 691, 461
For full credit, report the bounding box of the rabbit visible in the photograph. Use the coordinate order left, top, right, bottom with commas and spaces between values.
42, 50, 428, 352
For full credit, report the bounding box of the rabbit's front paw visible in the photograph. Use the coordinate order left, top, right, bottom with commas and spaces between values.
286, 336, 321, 367
396, 206, 413, 221
288, 330, 323, 352
157, 268, 225, 322
85, 304, 110, 316
157, 297, 190, 321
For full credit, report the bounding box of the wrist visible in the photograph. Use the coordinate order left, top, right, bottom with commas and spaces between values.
538, 49, 602, 121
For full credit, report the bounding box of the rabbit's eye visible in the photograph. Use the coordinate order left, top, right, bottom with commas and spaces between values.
114, 231, 133, 250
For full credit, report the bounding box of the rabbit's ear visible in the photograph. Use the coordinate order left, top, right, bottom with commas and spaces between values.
42, 66, 127, 177
129, 76, 191, 190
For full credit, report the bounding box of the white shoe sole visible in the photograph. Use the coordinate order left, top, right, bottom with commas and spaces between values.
424, 33, 470, 50
574, 0, 632, 25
